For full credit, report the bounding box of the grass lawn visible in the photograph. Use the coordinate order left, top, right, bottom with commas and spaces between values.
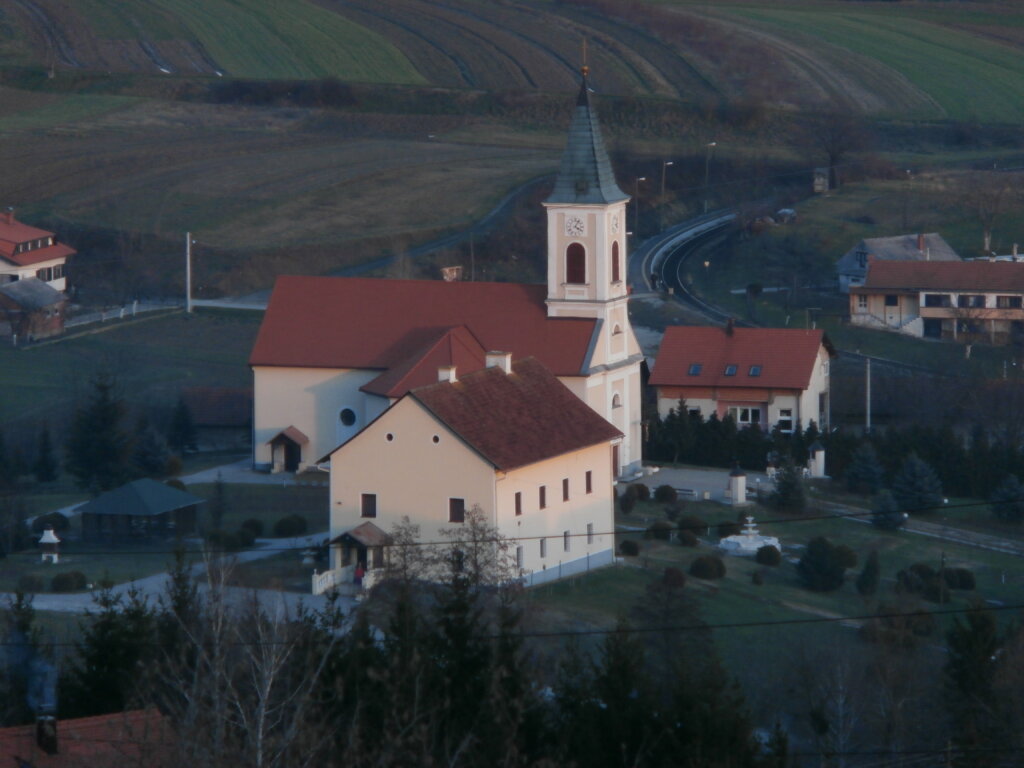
185, 482, 328, 536
0, 540, 200, 593
0, 309, 260, 431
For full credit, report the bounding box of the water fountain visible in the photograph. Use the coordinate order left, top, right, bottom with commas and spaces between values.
718, 515, 779, 556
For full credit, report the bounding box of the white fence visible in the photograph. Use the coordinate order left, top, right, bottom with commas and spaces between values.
64, 299, 180, 330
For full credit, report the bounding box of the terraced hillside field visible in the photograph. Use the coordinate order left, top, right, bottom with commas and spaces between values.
3, 0, 1021, 121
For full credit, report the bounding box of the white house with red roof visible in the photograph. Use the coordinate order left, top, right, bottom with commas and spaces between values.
314, 356, 621, 593
250, 72, 643, 477
0, 210, 75, 291
850, 259, 1024, 344
649, 325, 835, 433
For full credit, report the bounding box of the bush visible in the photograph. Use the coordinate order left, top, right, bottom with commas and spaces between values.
663, 503, 682, 522
678, 516, 706, 536
17, 574, 44, 593
619, 539, 640, 557
751, 571, 764, 586
205, 529, 243, 552
896, 563, 949, 603
892, 453, 943, 515
716, 521, 742, 539
241, 518, 265, 538
990, 475, 1024, 523
797, 536, 855, 592
654, 485, 678, 504
689, 555, 726, 580
662, 567, 686, 589
273, 514, 308, 538
629, 483, 651, 502
856, 551, 880, 597
236, 527, 256, 548
871, 490, 907, 530
645, 520, 673, 541
31, 512, 70, 534
51, 571, 87, 593
944, 567, 976, 591
677, 529, 699, 547
619, 487, 638, 515
755, 545, 782, 566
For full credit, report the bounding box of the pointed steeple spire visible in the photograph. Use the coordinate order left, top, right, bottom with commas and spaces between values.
546, 67, 628, 205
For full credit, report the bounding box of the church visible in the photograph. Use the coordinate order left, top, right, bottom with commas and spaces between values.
249, 69, 644, 479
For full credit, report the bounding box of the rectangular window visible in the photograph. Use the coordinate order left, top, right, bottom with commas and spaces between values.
360, 493, 377, 518
585, 470, 593, 494
539, 485, 547, 510
53, 264, 63, 279
516, 546, 524, 570
562, 478, 570, 502
777, 409, 793, 433
924, 293, 951, 308
540, 538, 547, 558
728, 407, 761, 426
564, 531, 571, 552
687, 363, 702, 376
957, 294, 985, 309
448, 497, 465, 523
884, 294, 898, 307
857, 295, 868, 310
587, 523, 594, 544
997, 295, 1023, 309
515, 491, 522, 516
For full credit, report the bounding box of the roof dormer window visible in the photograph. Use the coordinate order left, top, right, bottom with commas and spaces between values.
688, 363, 702, 376
749, 365, 762, 377
724, 364, 738, 376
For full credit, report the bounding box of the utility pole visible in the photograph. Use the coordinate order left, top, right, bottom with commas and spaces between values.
865, 356, 871, 434
703, 141, 717, 214
185, 232, 193, 314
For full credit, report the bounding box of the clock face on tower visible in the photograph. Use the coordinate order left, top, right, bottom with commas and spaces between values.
611, 214, 620, 234
565, 215, 585, 237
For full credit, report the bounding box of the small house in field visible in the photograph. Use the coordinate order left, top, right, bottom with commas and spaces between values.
79, 478, 203, 541
837, 233, 959, 293
650, 325, 836, 433
0, 209, 75, 291
315, 356, 622, 594
0, 277, 67, 341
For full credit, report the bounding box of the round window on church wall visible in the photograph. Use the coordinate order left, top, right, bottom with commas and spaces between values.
339, 408, 356, 427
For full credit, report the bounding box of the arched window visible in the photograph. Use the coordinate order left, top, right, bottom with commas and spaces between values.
612, 393, 622, 409
566, 243, 586, 285
611, 241, 620, 282
612, 324, 623, 336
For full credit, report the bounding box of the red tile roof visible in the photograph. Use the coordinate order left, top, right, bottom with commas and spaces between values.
858, 259, 1024, 293
268, 425, 309, 445
410, 357, 622, 471
649, 326, 833, 390
360, 325, 487, 398
249, 276, 596, 378
0, 709, 171, 768
0, 214, 75, 267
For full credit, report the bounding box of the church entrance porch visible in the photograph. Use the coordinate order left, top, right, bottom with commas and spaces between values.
313, 521, 389, 595
267, 426, 309, 473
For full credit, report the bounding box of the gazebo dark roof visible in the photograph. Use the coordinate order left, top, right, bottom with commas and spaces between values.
545, 74, 628, 206
78, 478, 204, 517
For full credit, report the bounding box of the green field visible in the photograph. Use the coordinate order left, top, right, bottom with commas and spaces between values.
0, 309, 260, 430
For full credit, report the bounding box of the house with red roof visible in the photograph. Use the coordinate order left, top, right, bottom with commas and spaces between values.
850, 259, 1024, 344
250, 71, 642, 478
315, 356, 621, 592
0, 210, 75, 292
649, 325, 835, 432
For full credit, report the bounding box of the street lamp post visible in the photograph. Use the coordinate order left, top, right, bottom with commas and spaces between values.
633, 176, 646, 234
660, 160, 673, 196
703, 141, 717, 214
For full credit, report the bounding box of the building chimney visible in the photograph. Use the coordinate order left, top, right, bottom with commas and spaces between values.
1014, 243, 1019, 262
485, 351, 512, 373
36, 716, 57, 755
438, 365, 457, 383
725, 317, 735, 336
4, 207, 12, 226
917, 233, 924, 254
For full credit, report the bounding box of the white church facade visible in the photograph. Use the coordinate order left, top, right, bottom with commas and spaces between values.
249, 70, 644, 478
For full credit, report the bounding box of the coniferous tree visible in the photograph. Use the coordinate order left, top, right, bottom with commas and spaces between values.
846, 442, 885, 495
891, 453, 943, 516
770, 459, 807, 514
167, 396, 198, 454
944, 607, 1003, 755
856, 550, 881, 596
1, 592, 43, 726
872, 490, 907, 530
32, 425, 57, 484
65, 375, 134, 494
989, 474, 1024, 523
797, 536, 856, 592
132, 417, 171, 478
0, 429, 12, 491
